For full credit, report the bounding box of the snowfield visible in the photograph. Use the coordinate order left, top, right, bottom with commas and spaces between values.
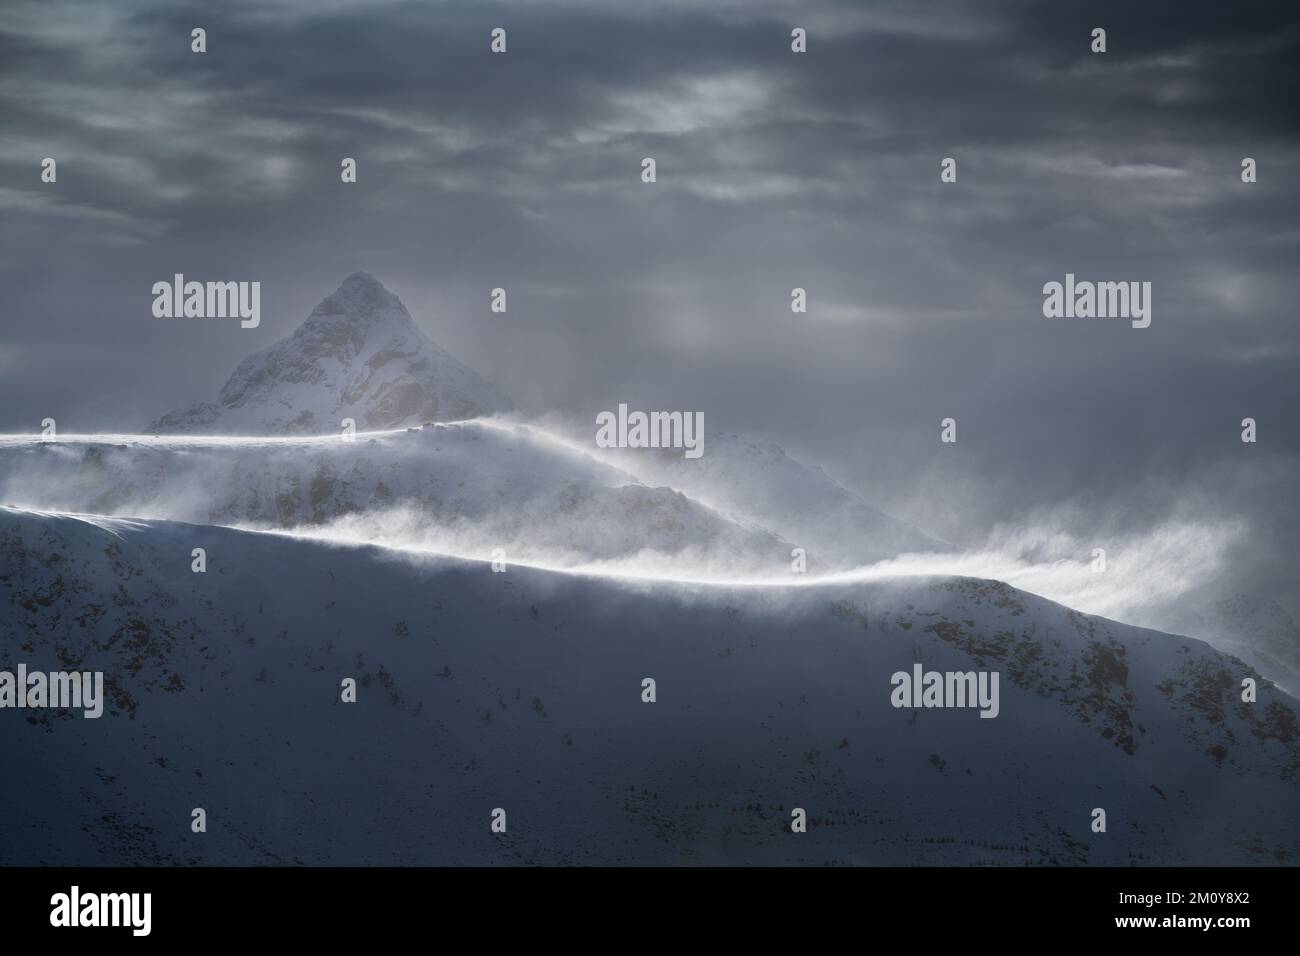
1, 506, 1295, 865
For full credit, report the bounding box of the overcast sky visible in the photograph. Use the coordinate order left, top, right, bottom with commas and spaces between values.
1, 0, 1297, 605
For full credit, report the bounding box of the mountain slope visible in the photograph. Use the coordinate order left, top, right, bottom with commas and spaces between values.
147, 272, 511, 435
602, 432, 946, 567
2, 506, 1295, 865
1156, 594, 1300, 697
0, 426, 794, 575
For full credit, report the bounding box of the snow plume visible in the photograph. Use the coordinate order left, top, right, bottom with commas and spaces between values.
242, 504, 796, 582
0, 430, 1259, 631
258, 499, 1246, 626
851, 514, 1248, 626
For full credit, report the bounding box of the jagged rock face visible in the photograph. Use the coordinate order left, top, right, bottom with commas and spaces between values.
147, 272, 511, 435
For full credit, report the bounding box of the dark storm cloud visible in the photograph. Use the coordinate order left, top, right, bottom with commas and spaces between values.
1, 0, 1298, 606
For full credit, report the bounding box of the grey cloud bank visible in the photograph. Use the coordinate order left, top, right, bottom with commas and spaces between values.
1, 0, 1297, 611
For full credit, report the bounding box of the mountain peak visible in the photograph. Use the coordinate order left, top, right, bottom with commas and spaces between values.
343, 269, 385, 290
315, 271, 407, 320
147, 273, 511, 435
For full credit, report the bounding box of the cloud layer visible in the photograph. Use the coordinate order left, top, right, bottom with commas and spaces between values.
1, 0, 1297, 610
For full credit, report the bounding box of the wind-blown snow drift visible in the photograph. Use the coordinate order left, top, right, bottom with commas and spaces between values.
0, 426, 794, 575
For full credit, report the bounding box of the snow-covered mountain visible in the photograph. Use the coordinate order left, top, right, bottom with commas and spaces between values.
2, 505, 1296, 865
600, 432, 946, 566
6, 268, 1292, 697
0, 426, 794, 575
147, 272, 511, 435
131, 271, 935, 573
7, 271, 1294, 866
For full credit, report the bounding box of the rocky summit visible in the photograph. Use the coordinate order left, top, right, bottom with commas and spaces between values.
147, 272, 511, 435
